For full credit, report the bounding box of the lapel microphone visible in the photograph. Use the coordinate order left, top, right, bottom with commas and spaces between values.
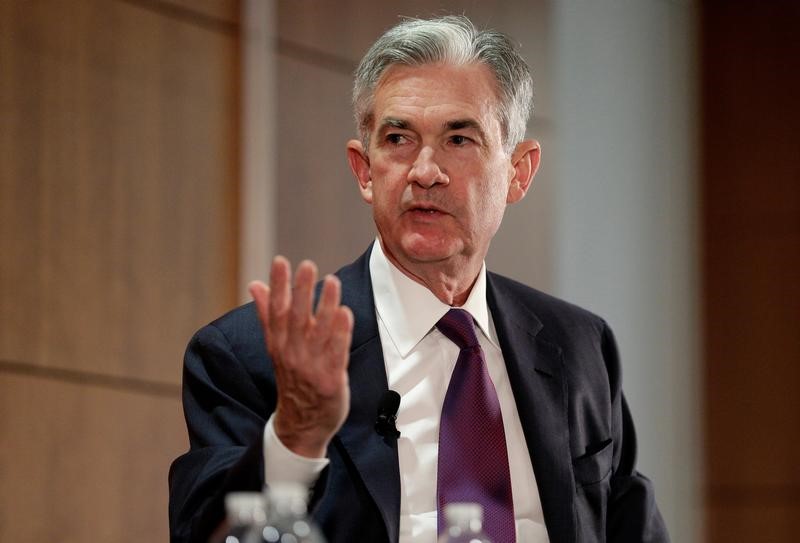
375, 390, 401, 438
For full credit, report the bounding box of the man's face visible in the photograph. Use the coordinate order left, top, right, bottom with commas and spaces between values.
348, 63, 538, 273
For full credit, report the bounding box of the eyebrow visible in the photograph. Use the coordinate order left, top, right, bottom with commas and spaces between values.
378, 118, 409, 131
445, 118, 481, 131
445, 118, 487, 142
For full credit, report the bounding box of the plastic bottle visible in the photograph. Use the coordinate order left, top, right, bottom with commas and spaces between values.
437, 502, 492, 543
261, 482, 326, 543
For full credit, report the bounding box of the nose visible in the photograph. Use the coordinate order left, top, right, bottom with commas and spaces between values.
408, 146, 448, 188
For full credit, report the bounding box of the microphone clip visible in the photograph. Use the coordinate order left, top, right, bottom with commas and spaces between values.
375, 390, 401, 438
375, 413, 400, 438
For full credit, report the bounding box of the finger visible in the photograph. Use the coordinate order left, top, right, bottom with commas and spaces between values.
327, 305, 354, 371
248, 280, 271, 330
313, 275, 341, 337
269, 256, 291, 313
289, 260, 318, 330
268, 256, 292, 348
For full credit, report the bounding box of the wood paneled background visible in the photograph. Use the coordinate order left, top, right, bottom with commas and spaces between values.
702, 2, 800, 542
0, 0, 240, 540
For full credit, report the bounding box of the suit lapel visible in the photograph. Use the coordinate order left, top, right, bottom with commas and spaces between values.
488, 275, 577, 543
331, 247, 401, 543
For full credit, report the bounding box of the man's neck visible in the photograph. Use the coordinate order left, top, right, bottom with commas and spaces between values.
378, 239, 483, 307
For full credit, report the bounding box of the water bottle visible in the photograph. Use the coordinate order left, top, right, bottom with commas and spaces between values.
261, 482, 326, 543
437, 502, 492, 543
218, 492, 267, 543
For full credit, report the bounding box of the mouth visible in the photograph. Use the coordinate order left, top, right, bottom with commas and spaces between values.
411, 209, 443, 215
406, 203, 447, 215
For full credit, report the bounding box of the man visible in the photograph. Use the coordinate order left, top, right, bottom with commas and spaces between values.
169, 16, 668, 543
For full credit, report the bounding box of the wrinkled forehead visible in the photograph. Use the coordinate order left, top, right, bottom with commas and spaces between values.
366, 62, 504, 133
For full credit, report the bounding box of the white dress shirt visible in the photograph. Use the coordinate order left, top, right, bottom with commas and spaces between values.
264, 240, 549, 542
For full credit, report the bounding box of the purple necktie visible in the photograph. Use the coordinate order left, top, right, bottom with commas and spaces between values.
436, 308, 515, 542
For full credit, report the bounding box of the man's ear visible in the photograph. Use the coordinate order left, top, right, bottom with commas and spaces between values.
347, 139, 373, 204
506, 139, 541, 204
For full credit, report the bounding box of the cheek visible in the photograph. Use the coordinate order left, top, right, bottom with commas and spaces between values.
474, 196, 504, 228
473, 175, 511, 226
370, 165, 407, 203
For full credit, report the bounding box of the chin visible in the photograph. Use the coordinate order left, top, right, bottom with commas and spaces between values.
399, 235, 460, 263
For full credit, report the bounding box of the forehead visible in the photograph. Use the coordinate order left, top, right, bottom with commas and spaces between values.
371, 63, 502, 134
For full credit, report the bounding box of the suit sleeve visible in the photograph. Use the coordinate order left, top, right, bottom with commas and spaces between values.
168, 323, 272, 543
603, 322, 670, 543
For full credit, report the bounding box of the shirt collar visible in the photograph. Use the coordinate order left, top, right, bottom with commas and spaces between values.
369, 238, 497, 357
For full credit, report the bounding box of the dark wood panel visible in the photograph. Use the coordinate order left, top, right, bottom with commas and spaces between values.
702, 2, 800, 542
0, 0, 240, 384
707, 501, 799, 543
705, 233, 800, 486
0, 373, 186, 542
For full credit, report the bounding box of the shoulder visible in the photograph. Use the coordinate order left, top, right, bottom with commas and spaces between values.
209, 301, 259, 331
487, 272, 608, 337
188, 302, 266, 366
488, 271, 621, 389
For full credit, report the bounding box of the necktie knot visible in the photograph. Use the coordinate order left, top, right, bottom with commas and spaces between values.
436, 309, 480, 349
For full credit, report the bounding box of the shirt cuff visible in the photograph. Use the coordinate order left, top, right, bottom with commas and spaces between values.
263, 414, 330, 489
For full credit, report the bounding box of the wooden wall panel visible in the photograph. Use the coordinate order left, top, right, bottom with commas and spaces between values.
708, 503, 798, 543
159, 0, 240, 24
274, 55, 372, 275
0, 0, 241, 541
0, 0, 240, 385
702, 2, 800, 541
0, 373, 186, 542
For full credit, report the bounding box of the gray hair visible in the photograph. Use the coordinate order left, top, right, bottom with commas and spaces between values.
353, 15, 533, 153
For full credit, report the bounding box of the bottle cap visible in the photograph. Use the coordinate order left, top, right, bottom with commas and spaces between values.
266, 482, 310, 516
267, 482, 308, 502
444, 502, 484, 531
225, 492, 266, 523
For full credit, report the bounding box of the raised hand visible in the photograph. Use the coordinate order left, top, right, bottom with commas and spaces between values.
248, 256, 354, 459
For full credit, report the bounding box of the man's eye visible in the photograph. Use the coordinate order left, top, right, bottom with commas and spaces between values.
449, 135, 471, 146
386, 133, 407, 145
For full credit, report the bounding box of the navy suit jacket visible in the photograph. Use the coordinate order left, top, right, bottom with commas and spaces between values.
169, 246, 668, 542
